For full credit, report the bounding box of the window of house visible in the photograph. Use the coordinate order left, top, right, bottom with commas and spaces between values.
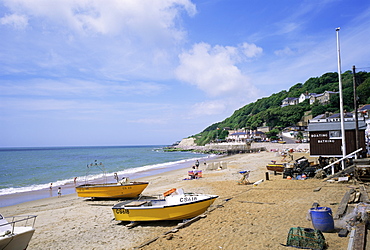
329, 130, 341, 138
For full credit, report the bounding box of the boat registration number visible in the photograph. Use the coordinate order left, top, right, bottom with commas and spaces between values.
115, 208, 130, 214
180, 197, 197, 202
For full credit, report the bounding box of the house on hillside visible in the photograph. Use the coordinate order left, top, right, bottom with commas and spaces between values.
309, 91, 338, 105
281, 97, 299, 107
358, 104, 370, 119
253, 131, 266, 142
299, 92, 316, 103
281, 91, 338, 107
257, 126, 271, 133
226, 131, 248, 143
226, 130, 266, 143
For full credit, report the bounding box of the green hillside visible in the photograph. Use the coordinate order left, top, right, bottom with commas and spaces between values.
193, 70, 370, 145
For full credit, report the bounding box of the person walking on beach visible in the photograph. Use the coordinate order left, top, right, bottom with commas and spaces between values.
195, 160, 199, 168
58, 187, 61, 197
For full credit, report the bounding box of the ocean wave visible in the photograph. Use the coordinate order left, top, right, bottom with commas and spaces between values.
0, 155, 215, 196
0, 178, 74, 196
96, 156, 211, 180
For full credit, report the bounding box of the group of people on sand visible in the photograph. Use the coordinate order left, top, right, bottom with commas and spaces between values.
49, 176, 79, 198
188, 160, 201, 179
49, 183, 62, 197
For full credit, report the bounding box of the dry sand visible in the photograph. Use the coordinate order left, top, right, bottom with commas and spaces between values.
0, 150, 354, 249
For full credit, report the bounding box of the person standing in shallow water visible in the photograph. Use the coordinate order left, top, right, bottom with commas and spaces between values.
58, 187, 61, 197
195, 160, 199, 168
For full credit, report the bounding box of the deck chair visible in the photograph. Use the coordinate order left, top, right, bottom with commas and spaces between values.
238, 170, 250, 185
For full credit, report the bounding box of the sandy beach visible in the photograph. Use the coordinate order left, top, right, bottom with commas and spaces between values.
0, 149, 354, 249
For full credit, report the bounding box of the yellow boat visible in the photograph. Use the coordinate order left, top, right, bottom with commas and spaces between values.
75, 161, 149, 199
266, 163, 286, 172
112, 188, 218, 221
75, 181, 149, 199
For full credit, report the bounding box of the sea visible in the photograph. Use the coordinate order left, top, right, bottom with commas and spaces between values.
0, 145, 215, 208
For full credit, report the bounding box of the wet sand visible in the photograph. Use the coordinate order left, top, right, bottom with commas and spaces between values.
0, 150, 353, 249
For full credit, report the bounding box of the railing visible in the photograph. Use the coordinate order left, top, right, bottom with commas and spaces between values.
1, 215, 37, 234
322, 148, 363, 175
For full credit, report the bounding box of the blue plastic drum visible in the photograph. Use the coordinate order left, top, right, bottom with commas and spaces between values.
309, 206, 334, 232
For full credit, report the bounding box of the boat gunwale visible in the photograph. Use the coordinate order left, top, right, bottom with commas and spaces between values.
266, 163, 287, 172
0, 215, 37, 235
76, 182, 149, 188
112, 195, 218, 210
266, 164, 284, 167
266, 166, 285, 170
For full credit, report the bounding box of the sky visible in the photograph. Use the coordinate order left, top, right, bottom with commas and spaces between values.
1, 0, 370, 147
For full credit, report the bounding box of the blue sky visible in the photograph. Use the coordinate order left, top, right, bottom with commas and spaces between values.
1, 0, 369, 147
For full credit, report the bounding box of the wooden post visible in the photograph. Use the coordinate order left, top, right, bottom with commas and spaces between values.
353, 223, 366, 250
334, 188, 355, 219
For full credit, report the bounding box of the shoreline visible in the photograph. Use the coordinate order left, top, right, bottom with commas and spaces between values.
0, 142, 309, 207
0, 154, 218, 208
0, 149, 352, 249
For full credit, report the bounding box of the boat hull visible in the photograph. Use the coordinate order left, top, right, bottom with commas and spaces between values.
112, 195, 218, 221
266, 164, 285, 172
0, 215, 37, 250
75, 182, 149, 198
0, 228, 35, 250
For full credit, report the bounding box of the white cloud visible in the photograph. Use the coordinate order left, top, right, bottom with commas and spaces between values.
241, 42, 263, 58
128, 118, 167, 124
175, 42, 261, 97
190, 101, 226, 116
0, 0, 198, 81
0, 13, 28, 29
0, 97, 84, 111
274, 47, 294, 56
1, 0, 196, 37
276, 22, 300, 35
0, 78, 166, 98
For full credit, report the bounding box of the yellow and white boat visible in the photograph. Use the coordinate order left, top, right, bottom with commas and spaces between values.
0, 214, 37, 250
75, 181, 149, 199
112, 188, 218, 221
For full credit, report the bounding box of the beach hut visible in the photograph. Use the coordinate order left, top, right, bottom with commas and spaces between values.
307, 113, 367, 158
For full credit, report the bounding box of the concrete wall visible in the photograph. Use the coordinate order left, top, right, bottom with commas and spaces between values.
204, 142, 309, 152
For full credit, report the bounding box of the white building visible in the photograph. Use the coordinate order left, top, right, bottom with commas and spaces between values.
299, 92, 316, 103
281, 97, 299, 107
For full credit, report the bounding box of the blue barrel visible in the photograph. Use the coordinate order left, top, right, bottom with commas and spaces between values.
310, 207, 334, 232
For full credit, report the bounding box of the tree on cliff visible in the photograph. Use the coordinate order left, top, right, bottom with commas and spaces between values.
192, 70, 370, 146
